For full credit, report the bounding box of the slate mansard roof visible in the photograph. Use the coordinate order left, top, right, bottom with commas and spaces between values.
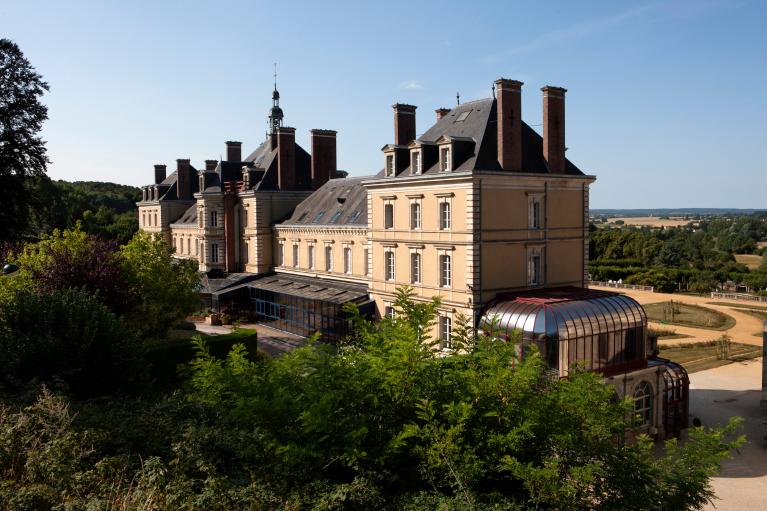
378, 97, 584, 178
279, 176, 369, 227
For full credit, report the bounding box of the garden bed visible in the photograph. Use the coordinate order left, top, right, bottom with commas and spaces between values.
644, 301, 735, 331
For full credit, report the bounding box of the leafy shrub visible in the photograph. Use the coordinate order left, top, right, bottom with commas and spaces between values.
0, 288, 147, 396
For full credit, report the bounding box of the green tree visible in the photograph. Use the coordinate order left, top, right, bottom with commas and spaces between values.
120, 231, 199, 338
0, 39, 49, 241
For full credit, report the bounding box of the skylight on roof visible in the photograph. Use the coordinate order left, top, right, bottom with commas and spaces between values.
313, 210, 326, 222
330, 210, 342, 223
455, 110, 472, 122
349, 210, 362, 223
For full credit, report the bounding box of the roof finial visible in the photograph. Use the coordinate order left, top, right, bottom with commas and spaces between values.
273, 62, 277, 91
456, 91, 460, 105
492, 83, 496, 98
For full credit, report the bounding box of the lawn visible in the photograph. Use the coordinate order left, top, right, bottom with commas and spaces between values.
644, 301, 735, 331
659, 341, 762, 373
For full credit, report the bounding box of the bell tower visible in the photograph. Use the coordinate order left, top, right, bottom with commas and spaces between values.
268, 63, 284, 135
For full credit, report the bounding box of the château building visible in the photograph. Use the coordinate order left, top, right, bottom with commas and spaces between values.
137, 77, 688, 439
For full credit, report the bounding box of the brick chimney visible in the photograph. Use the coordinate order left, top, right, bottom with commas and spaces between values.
435, 108, 451, 120
495, 78, 523, 171
393, 103, 417, 146
226, 141, 242, 162
154, 164, 167, 184
310, 129, 337, 189
276, 127, 296, 190
541, 86, 567, 174
205, 159, 218, 171
176, 159, 192, 200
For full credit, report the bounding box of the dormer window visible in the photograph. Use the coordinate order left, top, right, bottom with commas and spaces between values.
411, 151, 422, 175
385, 154, 395, 177
440, 147, 451, 172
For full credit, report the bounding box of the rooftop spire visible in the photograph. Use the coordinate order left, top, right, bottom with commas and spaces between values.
268, 62, 284, 135
456, 91, 460, 105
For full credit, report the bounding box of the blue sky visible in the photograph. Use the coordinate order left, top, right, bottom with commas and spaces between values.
2, 0, 765, 208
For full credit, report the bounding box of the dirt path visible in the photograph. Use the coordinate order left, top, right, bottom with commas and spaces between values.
589, 286, 765, 347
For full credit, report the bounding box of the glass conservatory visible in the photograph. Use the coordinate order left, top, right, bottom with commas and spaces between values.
479, 287, 648, 377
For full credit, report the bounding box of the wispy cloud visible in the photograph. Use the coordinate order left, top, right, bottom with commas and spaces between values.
483, 3, 655, 65
399, 80, 425, 90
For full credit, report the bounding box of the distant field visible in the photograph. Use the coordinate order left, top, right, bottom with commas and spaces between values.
601, 216, 691, 228
734, 253, 763, 270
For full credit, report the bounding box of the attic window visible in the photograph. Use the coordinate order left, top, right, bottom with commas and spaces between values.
298, 212, 308, 221
349, 210, 362, 223
313, 210, 326, 222
330, 210, 343, 223
455, 110, 471, 122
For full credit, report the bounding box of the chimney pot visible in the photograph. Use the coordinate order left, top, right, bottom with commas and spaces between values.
225, 141, 242, 162
495, 78, 523, 171
435, 108, 451, 120
153, 164, 167, 184
393, 103, 417, 146
541, 86, 567, 174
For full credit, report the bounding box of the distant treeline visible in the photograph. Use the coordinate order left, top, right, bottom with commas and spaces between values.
589, 214, 767, 293
23, 177, 141, 244
591, 208, 765, 217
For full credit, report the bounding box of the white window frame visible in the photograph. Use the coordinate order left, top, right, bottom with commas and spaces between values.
439, 314, 452, 350
528, 193, 543, 230
385, 154, 395, 177
633, 381, 654, 428
527, 245, 544, 287
439, 201, 451, 230
410, 202, 421, 230
385, 249, 396, 281
384, 303, 395, 319
411, 150, 422, 175
439, 253, 452, 288
440, 146, 451, 172
410, 252, 421, 284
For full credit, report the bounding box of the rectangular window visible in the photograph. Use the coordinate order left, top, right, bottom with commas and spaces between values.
440, 147, 451, 171
530, 198, 541, 229
325, 245, 333, 272
186, 238, 190, 254
292, 244, 299, 267
154, 213, 158, 226
385, 251, 395, 281
412, 151, 421, 174
195, 239, 199, 256
440, 254, 452, 288
385, 154, 394, 176
384, 203, 394, 229
210, 210, 218, 227
344, 247, 352, 274
410, 252, 421, 284
211, 243, 219, 263
410, 202, 421, 230
529, 252, 542, 286
363, 248, 370, 276
308, 245, 316, 269
142, 213, 146, 226
385, 306, 395, 319
440, 316, 452, 349
278, 243, 284, 266
439, 202, 451, 230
